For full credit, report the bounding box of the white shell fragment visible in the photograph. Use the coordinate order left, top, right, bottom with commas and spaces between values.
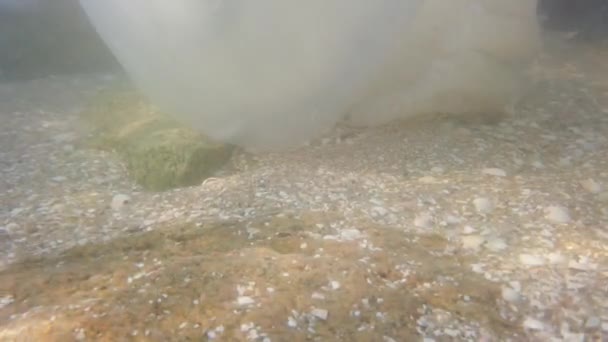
544, 206, 571, 224
519, 254, 545, 266
111, 194, 131, 211
482, 168, 507, 177
311, 308, 329, 320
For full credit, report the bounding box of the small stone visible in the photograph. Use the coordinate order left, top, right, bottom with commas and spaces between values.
485, 238, 507, 252
287, 317, 298, 328
568, 258, 598, 271
509, 281, 521, 292
501, 286, 520, 302
111, 194, 131, 211
544, 206, 571, 224
444, 215, 462, 225
237, 296, 255, 306
431, 166, 444, 174
371, 206, 389, 217
339, 229, 364, 241
473, 197, 494, 214
482, 168, 507, 177
241, 323, 255, 332
580, 179, 603, 194
471, 263, 484, 273
10, 208, 24, 216
444, 329, 460, 337
5, 222, 19, 232
418, 176, 438, 184
585, 317, 601, 329
74, 329, 86, 341
414, 213, 434, 228
311, 292, 326, 300
311, 308, 329, 320
531, 160, 544, 169
519, 254, 545, 266
547, 252, 566, 264
461, 235, 485, 249
462, 225, 477, 234
523, 317, 544, 330
330, 281, 341, 290
0, 296, 14, 309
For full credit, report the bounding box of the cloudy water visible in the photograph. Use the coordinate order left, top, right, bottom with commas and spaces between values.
1, 1, 607, 340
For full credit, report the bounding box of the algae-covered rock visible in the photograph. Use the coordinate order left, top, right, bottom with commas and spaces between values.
82, 83, 233, 191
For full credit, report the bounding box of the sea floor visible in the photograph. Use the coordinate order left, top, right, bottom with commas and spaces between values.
1, 34, 608, 341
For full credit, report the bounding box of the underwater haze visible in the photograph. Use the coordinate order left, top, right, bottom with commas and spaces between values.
79, 0, 540, 152
1, 1, 608, 341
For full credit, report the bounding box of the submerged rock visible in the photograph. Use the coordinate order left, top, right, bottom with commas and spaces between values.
81, 84, 233, 191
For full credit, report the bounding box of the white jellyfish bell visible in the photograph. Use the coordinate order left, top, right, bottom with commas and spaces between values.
78, 0, 541, 152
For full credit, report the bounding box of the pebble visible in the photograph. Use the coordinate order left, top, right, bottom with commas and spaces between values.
444, 329, 460, 337
311, 292, 326, 300
523, 317, 545, 330
585, 316, 601, 329
371, 206, 389, 217
519, 254, 545, 266
544, 206, 571, 224
509, 281, 521, 292
444, 215, 462, 225
111, 194, 131, 211
580, 179, 603, 194
330, 281, 341, 290
485, 238, 507, 252
547, 252, 566, 264
339, 229, 364, 241
501, 286, 520, 302
414, 213, 434, 228
10, 208, 24, 217
473, 198, 494, 214
568, 259, 598, 271
418, 176, 438, 184
0, 296, 14, 309
237, 296, 255, 306
461, 235, 485, 249
431, 166, 444, 174
241, 323, 255, 332
287, 317, 298, 328
482, 168, 507, 177
311, 308, 329, 320
74, 329, 86, 341
462, 225, 477, 234
4, 223, 19, 233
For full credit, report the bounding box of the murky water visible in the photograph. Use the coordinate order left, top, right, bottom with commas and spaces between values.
1, 2, 608, 341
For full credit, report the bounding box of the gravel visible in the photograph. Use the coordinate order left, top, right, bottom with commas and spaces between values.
1, 34, 608, 341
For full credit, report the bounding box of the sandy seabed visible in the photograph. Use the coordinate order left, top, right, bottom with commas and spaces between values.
1, 34, 608, 341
